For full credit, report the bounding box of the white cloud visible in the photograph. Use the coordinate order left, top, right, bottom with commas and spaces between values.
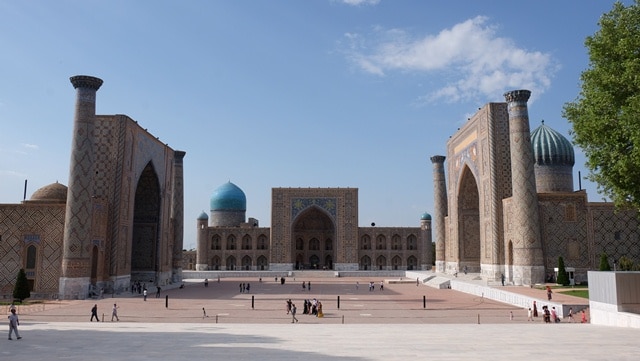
343, 16, 558, 103
339, 0, 381, 5
22, 143, 39, 150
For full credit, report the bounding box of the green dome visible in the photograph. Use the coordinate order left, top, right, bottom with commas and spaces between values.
197, 211, 209, 220
210, 182, 246, 211
531, 122, 575, 166
421, 212, 432, 221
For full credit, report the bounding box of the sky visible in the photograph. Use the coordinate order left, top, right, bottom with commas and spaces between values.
0, 0, 629, 250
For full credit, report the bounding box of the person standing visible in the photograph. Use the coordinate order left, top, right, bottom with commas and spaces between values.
156, 286, 161, 298
527, 308, 533, 321
91, 304, 99, 322
568, 307, 575, 323
533, 301, 538, 318
286, 299, 292, 314
143, 288, 148, 301
291, 303, 298, 323
8, 309, 21, 340
111, 304, 120, 321
379, 281, 384, 291
307, 281, 311, 291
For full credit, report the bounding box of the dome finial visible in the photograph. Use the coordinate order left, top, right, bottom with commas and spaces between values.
541, 119, 545, 125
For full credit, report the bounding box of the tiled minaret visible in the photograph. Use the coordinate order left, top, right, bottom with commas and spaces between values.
430, 155, 447, 273
171, 150, 186, 282
59, 75, 103, 298
503, 90, 544, 285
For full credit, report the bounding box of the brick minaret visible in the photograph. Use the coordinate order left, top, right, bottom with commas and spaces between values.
430, 155, 447, 273
59, 75, 103, 298
503, 90, 544, 285
171, 150, 186, 282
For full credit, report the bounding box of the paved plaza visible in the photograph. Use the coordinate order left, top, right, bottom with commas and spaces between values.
2, 276, 639, 360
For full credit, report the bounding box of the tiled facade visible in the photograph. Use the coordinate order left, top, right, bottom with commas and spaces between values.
0, 76, 184, 299
196, 188, 433, 272
433, 90, 639, 285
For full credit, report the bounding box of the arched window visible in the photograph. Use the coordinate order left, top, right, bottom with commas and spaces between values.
211, 235, 221, 250
376, 235, 386, 250
324, 238, 333, 250
376, 255, 386, 270
26, 245, 37, 269
360, 256, 372, 270
309, 238, 320, 251
258, 235, 268, 250
242, 255, 252, 270
242, 234, 252, 250
407, 235, 417, 250
361, 235, 371, 250
226, 235, 236, 250
392, 255, 402, 270
407, 256, 417, 270
392, 234, 401, 250
226, 256, 236, 270
296, 238, 304, 250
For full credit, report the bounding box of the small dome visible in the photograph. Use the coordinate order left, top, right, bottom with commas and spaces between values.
197, 211, 209, 220
210, 182, 246, 211
531, 122, 575, 166
420, 212, 432, 221
30, 182, 67, 203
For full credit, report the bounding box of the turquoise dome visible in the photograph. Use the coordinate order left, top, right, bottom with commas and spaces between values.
531, 122, 575, 166
421, 212, 432, 221
210, 182, 246, 211
197, 211, 209, 220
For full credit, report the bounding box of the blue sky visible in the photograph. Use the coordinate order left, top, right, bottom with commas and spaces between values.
0, 1, 626, 250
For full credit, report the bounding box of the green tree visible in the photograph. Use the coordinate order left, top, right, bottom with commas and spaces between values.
618, 255, 635, 271
556, 256, 570, 286
599, 253, 612, 271
13, 268, 30, 302
563, 1, 640, 210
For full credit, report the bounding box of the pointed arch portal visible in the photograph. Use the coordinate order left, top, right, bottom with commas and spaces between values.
291, 206, 335, 270
131, 162, 161, 281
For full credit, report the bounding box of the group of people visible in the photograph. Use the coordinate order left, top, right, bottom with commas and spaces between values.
286, 298, 323, 323
90, 303, 120, 322
239, 283, 250, 293
527, 301, 588, 323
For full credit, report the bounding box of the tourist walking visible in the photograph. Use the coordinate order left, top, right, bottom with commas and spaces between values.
111, 303, 120, 321
202, 308, 209, 318
8, 309, 21, 340
286, 299, 292, 314
546, 286, 553, 300
568, 307, 575, 323
143, 288, 148, 301
90, 304, 99, 322
581, 310, 588, 323
291, 303, 299, 323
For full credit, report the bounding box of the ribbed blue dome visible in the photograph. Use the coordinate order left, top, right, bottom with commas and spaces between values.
531, 122, 575, 166
210, 182, 246, 211
421, 212, 432, 221
197, 211, 209, 220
